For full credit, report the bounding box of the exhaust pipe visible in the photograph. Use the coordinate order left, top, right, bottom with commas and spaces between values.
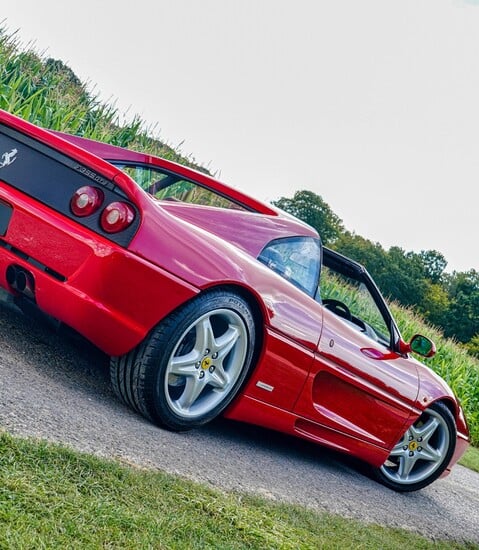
6, 265, 35, 300
6, 264, 17, 286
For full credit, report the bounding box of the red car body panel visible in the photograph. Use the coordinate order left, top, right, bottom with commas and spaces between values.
226, 309, 419, 468
0, 110, 469, 478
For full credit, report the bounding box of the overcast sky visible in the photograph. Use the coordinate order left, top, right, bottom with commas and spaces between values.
2, 0, 479, 272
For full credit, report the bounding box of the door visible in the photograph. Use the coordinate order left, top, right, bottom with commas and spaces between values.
294, 255, 419, 452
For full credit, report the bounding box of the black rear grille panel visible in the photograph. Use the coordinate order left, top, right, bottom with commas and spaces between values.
0, 124, 140, 247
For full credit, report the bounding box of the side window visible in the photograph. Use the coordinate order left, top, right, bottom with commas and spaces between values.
320, 265, 391, 346
152, 178, 242, 209
119, 165, 158, 190
258, 237, 321, 297
115, 163, 246, 210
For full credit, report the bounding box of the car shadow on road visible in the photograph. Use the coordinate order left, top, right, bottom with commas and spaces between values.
208, 415, 369, 475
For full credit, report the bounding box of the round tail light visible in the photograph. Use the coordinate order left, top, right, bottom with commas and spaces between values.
100, 202, 135, 233
70, 186, 104, 217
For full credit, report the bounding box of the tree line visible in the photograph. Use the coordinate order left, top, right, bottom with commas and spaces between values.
273, 190, 479, 357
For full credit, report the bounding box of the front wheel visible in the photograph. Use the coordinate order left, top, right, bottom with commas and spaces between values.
374, 402, 456, 492
111, 290, 256, 431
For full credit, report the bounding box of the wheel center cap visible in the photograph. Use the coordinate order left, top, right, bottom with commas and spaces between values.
201, 357, 212, 370
408, 441, 418, 452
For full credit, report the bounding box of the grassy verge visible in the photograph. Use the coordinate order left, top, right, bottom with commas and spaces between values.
0, 432, 471, 550
459, 446, 479, 473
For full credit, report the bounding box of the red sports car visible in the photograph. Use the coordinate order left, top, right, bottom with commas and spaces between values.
0, 110, 469, 491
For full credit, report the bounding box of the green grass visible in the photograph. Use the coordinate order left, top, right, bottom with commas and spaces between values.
0, 432, 472, 549
459, 446, 479, 473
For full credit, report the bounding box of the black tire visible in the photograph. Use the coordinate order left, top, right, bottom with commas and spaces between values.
111, 289, 256, 431
374, 402, 456, 492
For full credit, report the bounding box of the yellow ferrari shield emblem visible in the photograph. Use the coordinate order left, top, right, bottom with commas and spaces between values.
201, 357, 212, 370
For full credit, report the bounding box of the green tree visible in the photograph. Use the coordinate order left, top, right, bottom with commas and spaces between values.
334, 232, 388, 275
442, 270, 479, 343
421, 282, 451, 327
334, 235, 429, 308
376, 247, 428, 308
418, 250, 448, 284
272, 190, 344, 245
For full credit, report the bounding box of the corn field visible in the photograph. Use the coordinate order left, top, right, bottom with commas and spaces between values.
0, 26, 205, 169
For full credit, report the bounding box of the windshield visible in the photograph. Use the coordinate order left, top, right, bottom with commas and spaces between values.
112, 162, 247, 211
258, 237, 321, 296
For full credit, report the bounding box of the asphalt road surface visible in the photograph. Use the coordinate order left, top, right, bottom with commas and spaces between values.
0, 292, 478, 545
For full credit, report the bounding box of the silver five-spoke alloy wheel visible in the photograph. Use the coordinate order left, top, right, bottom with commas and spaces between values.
165, 308, 248, 419
377, 402, 456, 491
110, 290, 256, 431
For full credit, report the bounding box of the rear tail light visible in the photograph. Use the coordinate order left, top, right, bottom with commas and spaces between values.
70, 186, 135, 234
70, 186, 104, 217
100, 202, 135, 233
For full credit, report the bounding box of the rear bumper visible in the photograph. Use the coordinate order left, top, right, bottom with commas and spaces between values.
0, 187, 198, 356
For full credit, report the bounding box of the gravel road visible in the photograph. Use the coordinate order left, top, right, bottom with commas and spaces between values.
0, 292, 478, 545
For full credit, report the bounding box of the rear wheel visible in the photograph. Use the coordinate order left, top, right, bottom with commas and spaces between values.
374, 402, 456, 492
111, 290, 256, 431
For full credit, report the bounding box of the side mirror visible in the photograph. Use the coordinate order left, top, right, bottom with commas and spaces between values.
400, 334, 436, 358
